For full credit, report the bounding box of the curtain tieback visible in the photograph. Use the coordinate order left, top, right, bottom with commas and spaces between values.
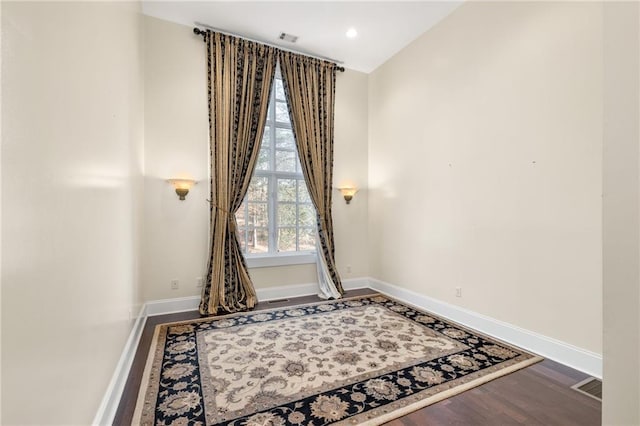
207, 199, 238, 232
207, 199, 234, 214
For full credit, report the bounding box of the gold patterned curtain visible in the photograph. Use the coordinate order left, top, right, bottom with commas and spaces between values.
200, 32, 277, 315
278, 51, 344, 299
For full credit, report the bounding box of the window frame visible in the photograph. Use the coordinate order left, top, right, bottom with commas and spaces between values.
237, 71, 317, 268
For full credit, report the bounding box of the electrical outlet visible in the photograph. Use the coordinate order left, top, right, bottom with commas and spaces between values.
171, 279, 179, 290
196, 277, 204, 288
456, 287, 462, 298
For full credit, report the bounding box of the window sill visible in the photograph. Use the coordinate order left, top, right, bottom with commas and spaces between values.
245, 252, 317, 268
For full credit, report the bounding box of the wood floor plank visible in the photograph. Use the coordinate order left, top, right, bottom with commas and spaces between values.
114, 289, 601, 425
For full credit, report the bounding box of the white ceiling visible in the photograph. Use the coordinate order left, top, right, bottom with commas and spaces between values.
142, 1, 462, 73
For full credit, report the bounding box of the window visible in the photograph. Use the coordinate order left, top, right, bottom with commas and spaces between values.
235, 73, 316, 265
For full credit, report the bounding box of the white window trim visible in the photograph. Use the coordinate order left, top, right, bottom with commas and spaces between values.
246, 252, 317, 268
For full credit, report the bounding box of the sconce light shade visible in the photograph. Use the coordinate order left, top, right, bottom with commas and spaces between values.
167, 178, 196, 200
337, 187, 358, 204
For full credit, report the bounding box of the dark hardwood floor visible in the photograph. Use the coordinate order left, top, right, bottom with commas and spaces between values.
115, 289, 601, 425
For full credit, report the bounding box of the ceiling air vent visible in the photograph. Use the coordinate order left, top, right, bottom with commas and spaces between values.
279, 32, 298, 43
571, 377, 602, 401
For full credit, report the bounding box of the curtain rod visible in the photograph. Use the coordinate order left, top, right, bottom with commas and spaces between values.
193, 24, 346, 73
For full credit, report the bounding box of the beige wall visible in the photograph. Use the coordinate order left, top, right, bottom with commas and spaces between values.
602, 2, 640, 424
1, 2, 143, 425
141, 16, 369, 301
333, 65, 369, 280
141, 16, 209, 301
368, 2, 603, 354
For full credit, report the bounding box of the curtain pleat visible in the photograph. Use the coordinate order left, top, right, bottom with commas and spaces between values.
200, 32, 277, 315
278, 51, 344, 299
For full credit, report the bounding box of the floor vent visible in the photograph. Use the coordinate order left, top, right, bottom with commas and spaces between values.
267, 298, 290, 304
571, 377, 602, 401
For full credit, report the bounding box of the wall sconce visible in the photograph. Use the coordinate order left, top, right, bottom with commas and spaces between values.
167, 178, 196, 200
337, 187, 358, 204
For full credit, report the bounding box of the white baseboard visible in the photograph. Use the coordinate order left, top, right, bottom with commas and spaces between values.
368, 277, 603, 378
256, 282, 319, 301
146, 295, 200, 317
145, 277, 370, 317
342, 277, 371, 291
257, 277, 370, 301
92, 304, 147, 426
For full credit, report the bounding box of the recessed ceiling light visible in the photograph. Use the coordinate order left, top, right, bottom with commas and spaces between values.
346, 28, 358, 39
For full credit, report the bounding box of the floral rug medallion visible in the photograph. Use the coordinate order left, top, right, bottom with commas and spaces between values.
133, 295, 541, 426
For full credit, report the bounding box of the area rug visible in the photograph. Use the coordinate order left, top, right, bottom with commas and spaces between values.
132, 294, 542, 425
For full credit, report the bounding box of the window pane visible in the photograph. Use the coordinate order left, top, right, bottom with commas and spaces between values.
248, 202, 267, 227
298, 204, 315, 227
275, 101, 289, 123
276, 150, 296, 172
267, 102, 273, 121
278, 203, 296, 226
246, 226, 255, 249
299, 228, 316, 251
261, 126, 271, 147
278, 228, 296, 252
276, 128, 295, 149
248, 228, 269, 254
298, 180, 311, 203
247, 177, 268, 201
277, 179, 296, 202
256, 147, 270, 171
275, 78, 285, 101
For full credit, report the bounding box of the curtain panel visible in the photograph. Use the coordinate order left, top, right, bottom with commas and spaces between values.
278, 51, 345, 299
200, 32, 277, 315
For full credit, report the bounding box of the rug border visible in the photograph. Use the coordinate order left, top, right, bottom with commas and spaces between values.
132, 293, 543, 425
